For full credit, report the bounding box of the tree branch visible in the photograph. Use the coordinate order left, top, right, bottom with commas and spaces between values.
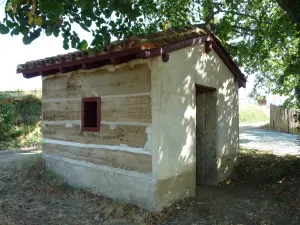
218, 10, 258, 20
231, 25, 258, 34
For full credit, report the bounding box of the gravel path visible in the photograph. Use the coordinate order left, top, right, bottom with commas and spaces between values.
240, 123, 300, 155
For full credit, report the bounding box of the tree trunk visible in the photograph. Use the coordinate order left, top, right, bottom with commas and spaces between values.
276, 0, 300, 24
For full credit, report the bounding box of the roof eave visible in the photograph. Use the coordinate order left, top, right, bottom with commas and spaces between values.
17, 34, 246, 88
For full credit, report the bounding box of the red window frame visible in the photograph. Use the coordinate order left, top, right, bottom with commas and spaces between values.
81, 97, 101, 132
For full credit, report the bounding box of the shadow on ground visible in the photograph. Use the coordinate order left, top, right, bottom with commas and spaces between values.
0, 150, 299, 225
151, 150, 300, 225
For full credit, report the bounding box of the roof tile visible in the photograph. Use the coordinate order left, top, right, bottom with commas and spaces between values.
17, 25, 208, 74
16, 24, 246, 88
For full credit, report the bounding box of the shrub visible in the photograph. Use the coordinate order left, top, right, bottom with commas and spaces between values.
0, 90, 42, 149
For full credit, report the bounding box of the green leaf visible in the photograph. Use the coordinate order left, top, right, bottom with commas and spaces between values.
31, 29, 41, 40
6, 20, 15, 29
10, 28, 19, 36
7, 11, 15, 21
0, 24, 10, 34
40, 0, 50, 14
28, 14, 35, 25
22, 35, 31, 45
53, 28, 60, 37
63, 42, 69, 50
71, 38, 77, 48
95, 9, 101, 16
19, 26, 29, 35
95, 18, 105, 27
49, 2, 64, 16
88, 48, 94, 56
5, 2, 12, 12
78, 40, 88, 50
86, 0, 94, 12
84, 19, 92, 27
90, 38, 96, 46
103, 32, 110, 43
104, 9, 112, 18
35, 17, 43, 27
79, 23, 90, 32
76, 0, 86, 8
45, 26, 52, 36
47, 12, 58, 21
99, 0, 108, 8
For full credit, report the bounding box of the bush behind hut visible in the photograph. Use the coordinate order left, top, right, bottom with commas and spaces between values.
0, 90, 42, 149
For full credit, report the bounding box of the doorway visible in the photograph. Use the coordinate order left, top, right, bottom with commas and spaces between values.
195, 84, 217, 185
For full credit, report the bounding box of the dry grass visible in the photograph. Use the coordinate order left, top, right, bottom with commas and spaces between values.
0, 155, 150, 225
226, 149, 300, 215
0, 151, 299, 225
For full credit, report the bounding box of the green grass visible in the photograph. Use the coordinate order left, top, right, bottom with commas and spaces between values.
239, 104, 269, 123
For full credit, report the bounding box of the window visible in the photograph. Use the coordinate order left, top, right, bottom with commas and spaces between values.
82, 97, 101, 132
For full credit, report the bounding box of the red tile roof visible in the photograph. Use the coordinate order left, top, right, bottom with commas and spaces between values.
16, 25, 246, 87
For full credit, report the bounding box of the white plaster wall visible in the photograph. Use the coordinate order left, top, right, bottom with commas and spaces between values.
151, 43, 239, 181
44, 154, 157, 210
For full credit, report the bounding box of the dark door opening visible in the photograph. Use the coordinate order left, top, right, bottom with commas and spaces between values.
195, 84, 217, 186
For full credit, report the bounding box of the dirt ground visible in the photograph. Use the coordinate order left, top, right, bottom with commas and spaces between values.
0, 150, 299, 225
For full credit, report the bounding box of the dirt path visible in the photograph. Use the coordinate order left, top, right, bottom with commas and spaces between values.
239, 123, 300, 155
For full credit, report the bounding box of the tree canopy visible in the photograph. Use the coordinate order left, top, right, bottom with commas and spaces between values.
1, 0, 300, 106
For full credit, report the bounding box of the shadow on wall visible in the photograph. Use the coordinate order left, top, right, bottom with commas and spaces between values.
153, 43, 239, 187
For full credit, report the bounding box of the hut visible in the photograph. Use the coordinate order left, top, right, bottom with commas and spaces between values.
17, 26, 246, 211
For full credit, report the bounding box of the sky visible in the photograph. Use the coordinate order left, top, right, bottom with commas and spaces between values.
0, 3, 98, 91
0, 4, 69, 91
0, 32, 68, 91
